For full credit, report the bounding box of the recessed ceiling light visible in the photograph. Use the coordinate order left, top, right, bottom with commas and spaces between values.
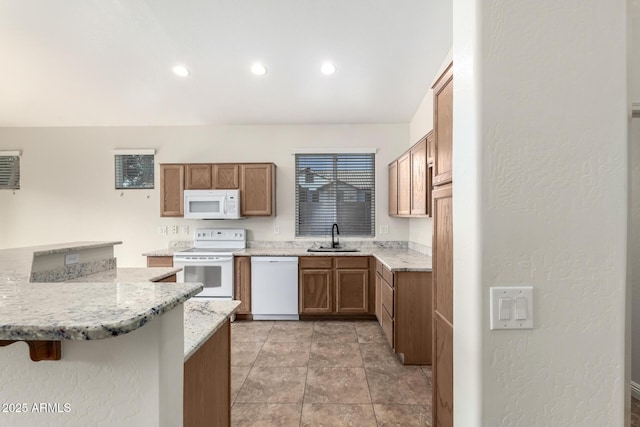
172, 65, 190, 77
321, 62, 336, 75
251, 63, 267, 76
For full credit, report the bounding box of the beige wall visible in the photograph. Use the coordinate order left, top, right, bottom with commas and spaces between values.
454, 0, 627, 424
407, 48, 453, 250
630, 0, 640, 398
0, 124, 409, 266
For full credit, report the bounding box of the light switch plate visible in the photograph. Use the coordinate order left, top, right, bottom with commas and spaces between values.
490, 286, 534, 330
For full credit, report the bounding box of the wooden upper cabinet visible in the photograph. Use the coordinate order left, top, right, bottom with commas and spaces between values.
213, 164, 239, 189
397, 152, 411, 215
185, 164, 213, 189
388, 161, 398, 215
426, 130, 435, 165
410, 137, 427, 216
160, 164, 184, 217
433, 62, 453, 186
240, 163, 275, 216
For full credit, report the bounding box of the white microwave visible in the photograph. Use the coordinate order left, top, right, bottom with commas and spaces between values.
184, 190, 243, 219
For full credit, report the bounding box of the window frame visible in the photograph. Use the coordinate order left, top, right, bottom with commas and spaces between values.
0, 151, 21, 190
295, 151, 376, 238
113, 149, 155, 190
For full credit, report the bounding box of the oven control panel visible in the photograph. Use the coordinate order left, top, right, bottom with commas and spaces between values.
194, 228, 246, 241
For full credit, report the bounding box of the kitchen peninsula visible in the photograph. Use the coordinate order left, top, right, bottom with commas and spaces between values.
0, 242, 238, 427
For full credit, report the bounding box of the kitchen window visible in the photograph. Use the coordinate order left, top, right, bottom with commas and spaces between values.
0, 151, 21, 190
295, 151, 375, 237
114, 149, 155, 189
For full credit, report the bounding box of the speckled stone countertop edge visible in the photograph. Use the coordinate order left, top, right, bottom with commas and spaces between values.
32, 241, 123, 256
0, 283, 203, 341
236, 248, 432, 272
183, 300, 240, 361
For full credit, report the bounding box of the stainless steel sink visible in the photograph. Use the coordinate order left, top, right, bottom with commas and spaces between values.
307, 247, 361, 253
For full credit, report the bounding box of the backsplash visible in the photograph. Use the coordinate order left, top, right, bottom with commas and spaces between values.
30, 258, 117, 283
247, 240, 409, 249
408, 241, 432, 256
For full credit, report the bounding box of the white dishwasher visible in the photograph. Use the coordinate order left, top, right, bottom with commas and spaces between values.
251, 257, 299, 320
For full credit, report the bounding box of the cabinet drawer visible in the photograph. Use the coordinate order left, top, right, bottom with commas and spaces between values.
299, 257, 333, 269
382, 267, 394, 287
381, 280, 394, 318
147, 256, 173, 268
381, 306, 394, 348
335, 257, 369, 269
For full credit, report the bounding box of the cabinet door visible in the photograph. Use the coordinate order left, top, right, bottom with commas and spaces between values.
397, 152, 411, 215
375, 272, 382, 324
410, 138, 427, 216
185, 164, 213, 189
388, 161, 398, 215
426, 130, 435, 166
213, 164, 239, 189
433, 62, 453, 186
147, 256, 173, 267
432, 183, 453, 426
160, 164, 184, 217
184, 319, 230, 427
335, 269, 368, 314
234, 256, 251, 314
240, 164, 274, 216
299, 269, 333, 314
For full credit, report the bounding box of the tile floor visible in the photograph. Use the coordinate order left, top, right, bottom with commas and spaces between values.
230, 320, 432, 426
231, 320, 640, 426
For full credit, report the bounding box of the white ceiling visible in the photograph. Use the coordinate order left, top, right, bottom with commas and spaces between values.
0, 1, 452, 127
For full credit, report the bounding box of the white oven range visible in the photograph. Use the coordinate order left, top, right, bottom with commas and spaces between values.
173, 228, 246, 299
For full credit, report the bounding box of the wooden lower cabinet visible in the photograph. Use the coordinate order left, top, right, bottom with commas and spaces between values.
433, 313, 453, 427
147, 256, 173, 268
155, 274, 176, 283
299, 256, 373, 316
234, 256, 252, 315
184, 318, 230, 427
375, 260, 432, 365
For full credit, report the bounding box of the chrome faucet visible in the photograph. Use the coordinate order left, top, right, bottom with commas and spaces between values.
331, 223, 340, 248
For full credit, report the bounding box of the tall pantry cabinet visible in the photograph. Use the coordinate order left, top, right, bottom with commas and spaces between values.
431, 62, 453, 427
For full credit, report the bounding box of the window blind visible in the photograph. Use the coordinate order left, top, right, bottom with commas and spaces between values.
114, 154, 154, 189
0, 155, 20, 189
295, 153, 375, 237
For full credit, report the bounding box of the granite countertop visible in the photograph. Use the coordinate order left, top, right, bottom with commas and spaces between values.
0, 281, 203, 341
183, 299, 240, 361
236, 247, 432, 271
66, 267, 181, 283
0, 241, 202, 341
0, 241, 123, 285
142, 248, 179, 257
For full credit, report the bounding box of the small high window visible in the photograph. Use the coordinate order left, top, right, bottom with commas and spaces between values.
114, 150, 155, 189
0, 151, 21, 190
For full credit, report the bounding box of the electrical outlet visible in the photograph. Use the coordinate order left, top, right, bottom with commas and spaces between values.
158, 226, 168, 236
182, 225, 189, 235
65, 253, 80, 265
172, 225, 179, 235
273, 225, 280, 235
380, 225, 389, 234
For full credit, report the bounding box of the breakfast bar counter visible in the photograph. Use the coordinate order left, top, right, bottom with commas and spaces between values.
0, 241, 238, 427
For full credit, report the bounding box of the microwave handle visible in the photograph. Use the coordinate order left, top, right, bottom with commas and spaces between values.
223, 195, 227, 214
